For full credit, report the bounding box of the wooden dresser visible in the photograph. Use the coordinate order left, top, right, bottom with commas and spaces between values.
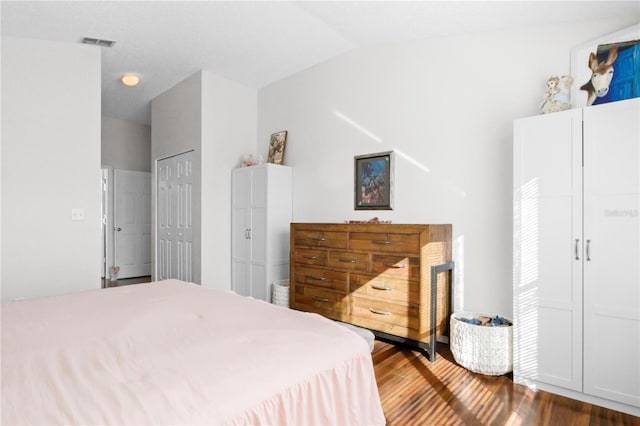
290, 223, 452, 358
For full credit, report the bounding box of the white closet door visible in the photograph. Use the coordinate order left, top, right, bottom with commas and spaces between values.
157, 151, 194, 282
583, 98, 640, 407
513, 109, 583, 391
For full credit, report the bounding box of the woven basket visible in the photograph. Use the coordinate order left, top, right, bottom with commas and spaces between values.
450, 312, 513, 376
271, 279, 290, 308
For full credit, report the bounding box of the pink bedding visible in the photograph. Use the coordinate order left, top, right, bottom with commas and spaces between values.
1, 280, 385, 425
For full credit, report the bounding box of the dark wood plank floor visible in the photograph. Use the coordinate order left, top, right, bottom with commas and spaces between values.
102, 275, 152, 288
372, 340, 640, 426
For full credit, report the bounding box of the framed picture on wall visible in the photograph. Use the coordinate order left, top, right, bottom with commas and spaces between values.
268, 130, 288, 165
571, 24, 640, 107
354, 151, 394, 210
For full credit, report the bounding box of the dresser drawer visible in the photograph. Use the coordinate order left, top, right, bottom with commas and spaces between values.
350, 273, 419, 304
371, 254, 420, 279
294, 230, 348, 249
327, 251, 370, 271
350, 296, 420, 332
294, 249, 327, 266
294, 266, 348, 292
349, 232, 420, 253
293, 286, 349, 320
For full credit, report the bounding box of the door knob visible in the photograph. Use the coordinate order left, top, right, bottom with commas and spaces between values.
115, 227, 122, 232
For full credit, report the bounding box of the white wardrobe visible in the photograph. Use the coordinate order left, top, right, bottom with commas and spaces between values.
231, 164, 292, 302
513, 98, 639, 416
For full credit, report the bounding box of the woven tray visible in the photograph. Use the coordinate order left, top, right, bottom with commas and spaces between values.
450, 312, 513, 376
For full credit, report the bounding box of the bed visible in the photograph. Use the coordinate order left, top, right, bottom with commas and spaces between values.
1, 279, 385, 425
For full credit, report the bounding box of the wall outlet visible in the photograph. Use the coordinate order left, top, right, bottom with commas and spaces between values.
71, 208, 85, 221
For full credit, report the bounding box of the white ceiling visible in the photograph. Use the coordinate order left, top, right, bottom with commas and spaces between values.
2, 1, 639, 125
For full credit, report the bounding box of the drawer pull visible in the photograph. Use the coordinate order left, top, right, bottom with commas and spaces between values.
372, 240, 393, 245
339, 258, 357, 263
369, 308, 391, 316
371, 284, 393, 291
311, 237, 327, 241
312, 296, 329, 303
383, 262, 406, 268
304, 255, 319, 260
309, 276, 327, 281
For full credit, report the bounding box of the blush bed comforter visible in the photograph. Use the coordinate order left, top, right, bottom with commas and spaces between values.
1, 280, 385, 425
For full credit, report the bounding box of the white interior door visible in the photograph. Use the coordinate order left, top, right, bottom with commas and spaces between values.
114, 169, 152, 279
157, 151, 194, 282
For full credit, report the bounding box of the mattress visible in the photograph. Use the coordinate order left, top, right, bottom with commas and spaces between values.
1, 279, 385, 425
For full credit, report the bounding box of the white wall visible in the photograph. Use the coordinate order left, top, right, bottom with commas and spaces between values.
101, 116, 151, 172
201, 71, 257, 289
151, 70, 256, 288
1, 37, 101, 301
257, 18, 637, 318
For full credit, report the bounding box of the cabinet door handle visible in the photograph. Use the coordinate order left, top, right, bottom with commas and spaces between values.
311, 237, 327, 241
247, 228, 251, 239
372, 240, 393, 245
339, 258, 357, 263
369, 308, 391, 316
312, 296, 329, 303
383, 263, 406, 268
304, 255, 319, 259
575, 238, 580, 260
371, 284, 393, 291
586, 239, 592, 261
309, 276, 326, 281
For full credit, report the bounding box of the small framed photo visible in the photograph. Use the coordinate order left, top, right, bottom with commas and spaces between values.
268, 131, 288, 165
354, 151, 394, 210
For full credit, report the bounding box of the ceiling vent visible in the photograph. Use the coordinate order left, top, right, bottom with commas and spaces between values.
81, 37, 115, 48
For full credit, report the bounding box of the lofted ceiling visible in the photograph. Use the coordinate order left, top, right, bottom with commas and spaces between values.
2, 1, 638, 125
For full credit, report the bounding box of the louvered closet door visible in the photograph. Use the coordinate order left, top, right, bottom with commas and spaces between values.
583, 98, 640, 407
513, 109, 583, 391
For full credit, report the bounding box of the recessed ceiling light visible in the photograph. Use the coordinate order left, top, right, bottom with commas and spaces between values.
121, 74, 140, 87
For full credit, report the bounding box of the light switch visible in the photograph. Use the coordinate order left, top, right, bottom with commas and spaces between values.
71, 208, 85, 221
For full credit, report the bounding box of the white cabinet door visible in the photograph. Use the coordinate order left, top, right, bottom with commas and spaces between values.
513, 109, 583, 391
231, 167, 251, 296
583, 99, 640, 407
249, 166, 268, 300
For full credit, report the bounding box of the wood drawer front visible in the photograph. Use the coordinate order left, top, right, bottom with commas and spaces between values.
294, 230, 348, 249
371, 255, 420, 279
294, 249, 327, 266
349, 232, 420, 253
327, 251, 370, 271
350, 296, 420, 332
350, 274, 419, 304
294, 266, 348, 292
293, 286, 348, 320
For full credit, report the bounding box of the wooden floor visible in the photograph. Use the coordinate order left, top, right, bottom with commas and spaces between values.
102, 275, 152, 288
372, 340, 639, 426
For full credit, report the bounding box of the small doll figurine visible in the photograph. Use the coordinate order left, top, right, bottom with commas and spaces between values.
540, 75, 573, 114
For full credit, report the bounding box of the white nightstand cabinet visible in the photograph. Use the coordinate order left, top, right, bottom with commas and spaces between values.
513, 98, 639, 416
231, 164, 292, 302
